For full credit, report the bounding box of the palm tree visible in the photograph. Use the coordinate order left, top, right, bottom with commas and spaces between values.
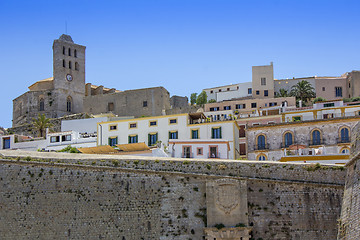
32, 114, 52, 137
276, 88, 289, 98
290, 80, 316, 103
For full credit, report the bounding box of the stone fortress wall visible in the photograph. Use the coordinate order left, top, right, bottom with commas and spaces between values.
338, 121, 360, 240
0, 150, 345, 239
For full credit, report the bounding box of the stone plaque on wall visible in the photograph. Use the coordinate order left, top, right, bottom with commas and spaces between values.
206, 178, 248, 227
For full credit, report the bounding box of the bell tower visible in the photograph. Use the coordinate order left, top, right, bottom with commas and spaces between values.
52, 34, 86, 117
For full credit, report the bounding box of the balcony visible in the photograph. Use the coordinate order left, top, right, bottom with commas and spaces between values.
254, 144, 269, 151
337, 137, 351, 144
308, 139, 325, 146
208, 152, 221, 159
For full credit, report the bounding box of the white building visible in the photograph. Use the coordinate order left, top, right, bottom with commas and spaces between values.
97, 113, 240, 159
204, 82, 252, 102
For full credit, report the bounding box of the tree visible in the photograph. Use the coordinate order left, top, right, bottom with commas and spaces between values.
276, 88, 289, 98
32, 113, 52, 138
208, 99, 216, 103
290, 80, 316, 103
196, 91, 207, 106
190, 93, 197, 105
313, 97, 326, 103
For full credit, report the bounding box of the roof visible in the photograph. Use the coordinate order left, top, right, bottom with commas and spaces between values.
28, 77, 54, 90
77, 145, 119, 154
116, 142, 150, 152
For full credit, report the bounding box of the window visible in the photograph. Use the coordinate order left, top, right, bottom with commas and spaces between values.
69, 61, 72, 69
108, 137, 118, 146
63, 46, 65, 55
236, 104, 246, 109
269, 102, 277, 107
62, 135, 71, 142
211, 127, 222, 139
224, 106, 231, 110
248, 88, 252, 94
239, 125, 245, 138
210, 90, 213, 94
108, 102, 114, 111
256, 90, 260, 95
197, 147, 203, 155
3, 137, 10, 149
128, 135, 138, 144
74, 49, 77, 58
39, 98, 45, 111
258, 155, 266, 161
66, 97, 72, 112
292, 116, 301, 122
324, 103, 335, 108
257, 135, 266, 150
169, 118, 177, 124
50, 136, 60, 143
148, 133, 158, 146
109, 125, 117, 131
340, 127, 350, 143
284, 132, 293, 148
341, 148, 350, 154
227, 87, 230, 91
149, 121, 157, 126
143, 101, 148, 107
68, 48, 71, 56
75, 62, 79, 71
335, 87, 343, 97
209, 107, 219, 111
322, 87, 325, 91
129, 123, 137, 128
63, 59, 65, 68
209, 146, 218, 158
219, 89, 222, 92
251, 103, 257, 108
311, 130, 321, 145
264, 90, 268, 97
261, 77, 266, 86
191, 129, 199, 139
169, 131, 178, 139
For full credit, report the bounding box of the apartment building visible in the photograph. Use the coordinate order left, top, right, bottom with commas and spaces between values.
97, 113, 240, 159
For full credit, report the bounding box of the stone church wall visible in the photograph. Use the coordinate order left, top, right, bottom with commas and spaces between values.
0, 150, 345, 239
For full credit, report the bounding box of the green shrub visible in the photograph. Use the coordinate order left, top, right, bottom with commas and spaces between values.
57, 145, 79, 153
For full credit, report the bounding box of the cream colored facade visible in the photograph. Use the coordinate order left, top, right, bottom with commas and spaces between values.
97, 113, 240, 159
252, 62, 274, 98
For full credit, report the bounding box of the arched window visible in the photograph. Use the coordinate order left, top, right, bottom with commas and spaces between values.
257, 154, 267, 161
341, 148, 350, 154
311, 129, 321, 145
63, 59, 65, 68
39, 98, 45, 111
257, 135, 266, 150
75, 62, 79, 71
68, 48, 71, 56
74, 49, 77, 58
69, 61, 72, 69
66, 96, 72, 112
284, 132, 293, 148
340, 127, 350, 143
63, 46, 65, 55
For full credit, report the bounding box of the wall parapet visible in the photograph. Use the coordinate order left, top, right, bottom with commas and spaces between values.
0, 150, 346, 186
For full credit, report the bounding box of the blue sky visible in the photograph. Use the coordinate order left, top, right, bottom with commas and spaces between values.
0, 0, 359, 128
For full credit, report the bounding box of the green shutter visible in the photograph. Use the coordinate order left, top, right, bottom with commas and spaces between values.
155, 133, 158, 143
169, 131, 171, 139
135, 135, 138, 143
108, 138, 111, 146
115, 137, 118, 145
211, 128, 214, 139
128, 136, 131, 144
148, 134, 151, 146
219, 127, 222, 139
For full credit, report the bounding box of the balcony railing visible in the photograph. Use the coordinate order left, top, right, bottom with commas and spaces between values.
209, 152, 220, 159
308, 139, 325, 146
183, 153, 193, 158
254, 144, 269, 151
337, 137, 351, 144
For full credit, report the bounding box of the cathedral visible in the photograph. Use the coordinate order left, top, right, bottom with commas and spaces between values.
12, 34, 188, 127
